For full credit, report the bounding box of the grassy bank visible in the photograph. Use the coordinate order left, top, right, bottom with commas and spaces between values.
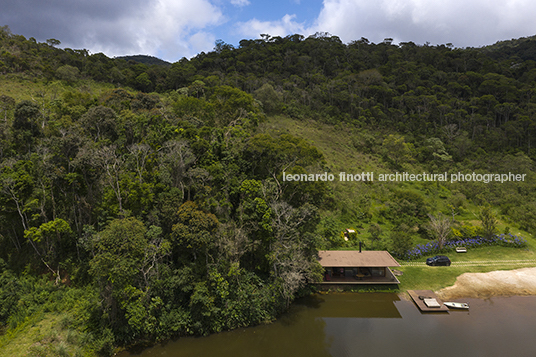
315, 263, 536, 295
396, 264, 536, 292
0, 312, 93, 357
316, 244, 536, 294
395, 237, 536, 292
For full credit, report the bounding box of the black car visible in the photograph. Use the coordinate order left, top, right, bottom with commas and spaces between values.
426, 255, 451, 266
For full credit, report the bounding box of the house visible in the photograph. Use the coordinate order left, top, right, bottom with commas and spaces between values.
318, 250, 401, 285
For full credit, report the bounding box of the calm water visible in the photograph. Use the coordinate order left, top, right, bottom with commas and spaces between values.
121, 293, 536, 357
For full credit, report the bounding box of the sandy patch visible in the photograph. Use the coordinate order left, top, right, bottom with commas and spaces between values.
436, 267, 536, 300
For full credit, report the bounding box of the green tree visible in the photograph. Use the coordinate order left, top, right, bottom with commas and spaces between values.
189, 80, 206, 98
367, 223, 383, 249
135, 72, 153, 92
13, 100, 40, 135
211, 85, 258, 126
79, 105, 118, 142
382, 134, 414, 167
0, 160, 35, 250
479, 205, 498, 239
389, 224, 413, 259
173, 96, 214, 125
46, 38, 61, 47
386, 189, 429, 227
245, 133, 324, 182
89, 217, 150, 339
172, 201, 219, 268
56, 65, 80, 83
0, 94, 15, 122
254, 83, 282, 114
23, 218, 73, 279
419, 137, 452, 164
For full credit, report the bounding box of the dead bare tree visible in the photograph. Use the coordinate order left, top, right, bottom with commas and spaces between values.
215, 222, 249, 265
140, 226, 171, 293
98, 146, 126, 215
157, 140, 195, 198
128, 143, 152, 184
428, 212, 452, 249
269, 201, 321, 307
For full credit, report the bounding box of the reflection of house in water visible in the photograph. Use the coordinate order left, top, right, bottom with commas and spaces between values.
299, 293, 403, 319
318, 250, 400, 285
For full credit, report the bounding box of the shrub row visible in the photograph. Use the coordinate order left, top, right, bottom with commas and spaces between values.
399, 234, 527, 261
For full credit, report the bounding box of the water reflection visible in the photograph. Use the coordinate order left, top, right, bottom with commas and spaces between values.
301, 293, 402, 319
121, 294, 536, 357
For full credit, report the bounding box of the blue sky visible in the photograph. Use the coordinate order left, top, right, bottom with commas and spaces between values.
216, 0, 324, 44
2, 0, 536, 62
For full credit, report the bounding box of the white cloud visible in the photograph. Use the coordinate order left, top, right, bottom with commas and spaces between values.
230, 0, 251, 7
312, 0, 536, 47
0, 0, 224, 61
189, 31, 218, 54
236, 14, 306, 38
108, 0, 224, 59
130, 0, 224, 59
4, 0, 536, 61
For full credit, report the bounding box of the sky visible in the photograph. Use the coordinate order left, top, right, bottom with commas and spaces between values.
2, 0, 536, 62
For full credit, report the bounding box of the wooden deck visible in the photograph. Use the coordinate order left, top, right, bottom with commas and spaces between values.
407, 290, 449, 312
319, 267, 400, 285
319, 275, 400, 285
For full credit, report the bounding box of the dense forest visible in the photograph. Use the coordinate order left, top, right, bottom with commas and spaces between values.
1, 24, 536, 356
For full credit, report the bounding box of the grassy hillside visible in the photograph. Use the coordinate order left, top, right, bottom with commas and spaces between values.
262, 115, 535, 250
262, 115, 536, 297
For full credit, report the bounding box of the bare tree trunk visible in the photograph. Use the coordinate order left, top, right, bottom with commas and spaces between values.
428, 213, 452, 249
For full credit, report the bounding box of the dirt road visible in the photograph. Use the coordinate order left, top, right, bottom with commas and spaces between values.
436, 267, 536, 300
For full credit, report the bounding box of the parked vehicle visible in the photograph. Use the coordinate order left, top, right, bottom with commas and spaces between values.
426, 255, 451, 266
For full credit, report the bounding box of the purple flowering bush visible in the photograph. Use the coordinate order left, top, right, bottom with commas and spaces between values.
397, 233, 527, 261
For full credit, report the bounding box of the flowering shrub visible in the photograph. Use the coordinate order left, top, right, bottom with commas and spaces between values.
451, 223, 483, 239
397, 233, 527, 261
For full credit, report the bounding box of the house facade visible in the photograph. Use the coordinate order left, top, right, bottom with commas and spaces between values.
318, 250, 401, 285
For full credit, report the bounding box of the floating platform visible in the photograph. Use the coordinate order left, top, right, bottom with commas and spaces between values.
407, 290, 449, 312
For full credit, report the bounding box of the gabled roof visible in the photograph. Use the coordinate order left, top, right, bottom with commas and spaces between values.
318, 250, 400, 267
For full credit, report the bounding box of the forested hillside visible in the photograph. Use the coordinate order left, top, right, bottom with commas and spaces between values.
1, 25, 536, 356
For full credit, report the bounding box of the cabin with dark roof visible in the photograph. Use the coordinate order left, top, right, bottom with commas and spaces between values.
317, 250, 401, 285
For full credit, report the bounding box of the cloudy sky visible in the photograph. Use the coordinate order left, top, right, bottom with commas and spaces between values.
2, 0, 536, 62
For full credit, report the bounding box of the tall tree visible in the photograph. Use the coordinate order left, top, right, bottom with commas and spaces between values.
172, 201, 219, 269
479, 205, 498, 239
427, 212, 452, 249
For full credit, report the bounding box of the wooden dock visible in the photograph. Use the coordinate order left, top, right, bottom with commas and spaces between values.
407, 290, 449, 312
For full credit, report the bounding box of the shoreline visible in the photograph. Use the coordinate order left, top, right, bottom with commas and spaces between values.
435, 267, 536, 300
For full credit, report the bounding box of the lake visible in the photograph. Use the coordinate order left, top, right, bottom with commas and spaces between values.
120, 293, 536, 357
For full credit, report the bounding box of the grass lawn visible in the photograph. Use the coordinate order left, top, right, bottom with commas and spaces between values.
0, 312, 92, 357
396, 245, 536, 292
396, 264, 536, 292
445, 246, 536, 262
401, 245, 536, 263
327, 245, 536, 294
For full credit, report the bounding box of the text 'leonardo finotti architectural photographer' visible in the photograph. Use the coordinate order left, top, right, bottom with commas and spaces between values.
282, 171, 526, 184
